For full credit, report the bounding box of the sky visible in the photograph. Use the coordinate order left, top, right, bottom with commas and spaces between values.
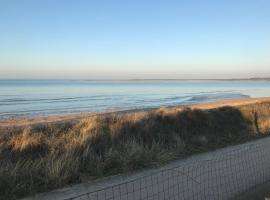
0, 0, 270, 79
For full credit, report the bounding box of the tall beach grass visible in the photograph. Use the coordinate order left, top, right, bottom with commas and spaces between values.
1, 102, 270, 199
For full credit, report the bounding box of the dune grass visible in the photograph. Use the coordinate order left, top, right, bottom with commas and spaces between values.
1, 102, 270, 199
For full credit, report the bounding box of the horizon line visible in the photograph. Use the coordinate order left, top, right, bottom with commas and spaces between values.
1, 77, 270, 81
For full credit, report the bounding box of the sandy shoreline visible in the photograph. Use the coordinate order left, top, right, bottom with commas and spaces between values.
1, 97, 270, 128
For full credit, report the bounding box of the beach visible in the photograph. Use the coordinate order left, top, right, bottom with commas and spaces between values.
2, 1, 270, 199
1, 96, 270, 199
1, 97, 270, 128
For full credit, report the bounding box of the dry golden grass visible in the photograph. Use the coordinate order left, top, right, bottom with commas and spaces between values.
0, 101, 270, 199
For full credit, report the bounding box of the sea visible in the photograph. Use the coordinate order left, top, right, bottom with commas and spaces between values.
1, 79, 270, 119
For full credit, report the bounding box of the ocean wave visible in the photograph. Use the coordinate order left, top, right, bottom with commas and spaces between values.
185, 93, 250, 103
0, 92, 252, 120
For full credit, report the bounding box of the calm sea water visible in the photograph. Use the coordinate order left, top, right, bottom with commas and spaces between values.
1, 80, 270, 119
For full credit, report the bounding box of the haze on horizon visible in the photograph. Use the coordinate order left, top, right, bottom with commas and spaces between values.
0, 0, 270, 80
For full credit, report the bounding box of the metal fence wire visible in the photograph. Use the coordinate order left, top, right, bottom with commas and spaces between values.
64, 138, 270, 200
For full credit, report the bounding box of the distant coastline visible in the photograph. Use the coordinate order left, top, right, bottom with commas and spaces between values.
120, 77, 270, 82
78, 78, 270, 82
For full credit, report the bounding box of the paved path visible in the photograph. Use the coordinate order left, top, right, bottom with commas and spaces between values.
24, 136, 270, 200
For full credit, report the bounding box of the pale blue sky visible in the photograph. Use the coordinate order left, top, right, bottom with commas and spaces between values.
0, 0, 270, 79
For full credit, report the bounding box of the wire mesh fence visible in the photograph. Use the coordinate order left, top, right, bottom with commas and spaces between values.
64, 138, 270, 200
